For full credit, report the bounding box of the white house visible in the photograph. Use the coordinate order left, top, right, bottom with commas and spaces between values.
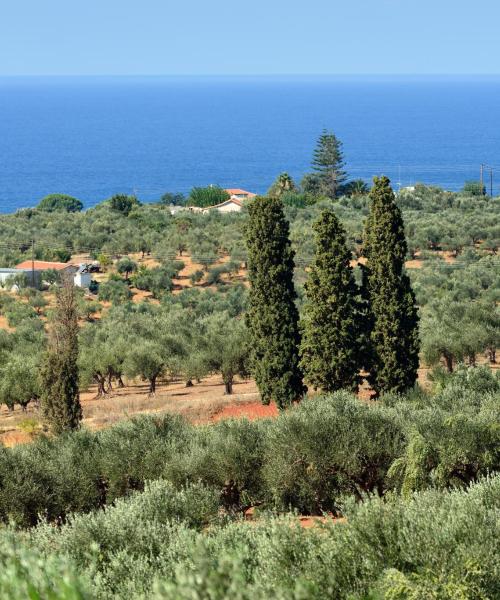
201, 198, 244, 214
0, 268, 40, 289
224, 188, 256, 201
74, 264, 92, 288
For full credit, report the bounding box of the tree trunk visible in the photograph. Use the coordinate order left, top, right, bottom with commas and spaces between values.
444, 353, 454, 373
468, 353, 476, 367
224, 377, 233, 395
488, 347, 497, 364
185, 379, 193, 387
149, 375, 157, 395
94, 375, 107, 398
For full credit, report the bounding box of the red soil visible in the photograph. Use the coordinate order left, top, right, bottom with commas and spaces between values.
298, 515, 346, 528
244, 507, 346, 528
212, 401, 279, 421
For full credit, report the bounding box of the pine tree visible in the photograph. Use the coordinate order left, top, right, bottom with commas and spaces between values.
312, 130, 347, 198
41, 276, 82, 433
299, 209, 361, 392
362, 176, 420, 395
245, 196, 306, 408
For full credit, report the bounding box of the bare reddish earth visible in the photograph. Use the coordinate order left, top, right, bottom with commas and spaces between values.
244, 507, 346, 528
211, 401, 279, 421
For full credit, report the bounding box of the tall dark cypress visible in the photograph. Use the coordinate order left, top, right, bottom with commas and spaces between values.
41, 276, 82, 433
299, 208, 361, 392
362, 176, 419, 395
245, 196, 306, 408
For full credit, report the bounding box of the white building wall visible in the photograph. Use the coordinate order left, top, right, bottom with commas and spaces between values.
74, 272, 92, 288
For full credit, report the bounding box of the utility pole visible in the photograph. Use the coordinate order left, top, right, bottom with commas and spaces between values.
31, 239, 35, 287
481, 164, 494, 197
480, 163, 484, 194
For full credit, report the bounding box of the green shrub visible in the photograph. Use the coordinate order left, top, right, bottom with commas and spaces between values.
98, 280, 132, 304
388, 407, 500, 495
262, 393, 405, 513
5, 302, 38, 327
165, 419, 267, 506
1, 383, 498, 528
161, 476, 500, 600
0, 532, 90, 599
0, 431, 101, 527
132, 266, 174, 297
206, 264, 230, 285
97, 415, 191, 502
188, 186, 230, 208
109, 194, 140, 215
37, 193, 83, 213
32, 481, 219, 599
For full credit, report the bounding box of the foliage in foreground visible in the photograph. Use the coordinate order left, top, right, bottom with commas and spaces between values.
0, 533, 89, 599
0, 369, 498, 526
0, 475, 499, 599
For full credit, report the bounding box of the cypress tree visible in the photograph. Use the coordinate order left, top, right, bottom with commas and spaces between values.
41, 276, 82, 433
245, 196, 306, 408
299, 209, 361, 393
362, 176, 420, 395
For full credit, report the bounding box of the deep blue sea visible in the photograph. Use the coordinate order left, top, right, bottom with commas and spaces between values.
1, 75, 500, 212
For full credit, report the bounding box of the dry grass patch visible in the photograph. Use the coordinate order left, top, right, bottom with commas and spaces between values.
81, 375, 260, 429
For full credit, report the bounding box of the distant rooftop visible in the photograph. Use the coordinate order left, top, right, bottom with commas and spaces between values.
206, 197, 244, 209
15, 260, 74, 271
224, 188, 256, 198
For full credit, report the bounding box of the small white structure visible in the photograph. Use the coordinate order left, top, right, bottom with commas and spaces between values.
202, 198, 244, 214
74, 265, 92, 288
224, 188, 256, 201
167, 205, 189, 215
0, 268, 40, 289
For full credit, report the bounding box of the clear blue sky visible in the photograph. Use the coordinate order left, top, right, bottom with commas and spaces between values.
1, 0, 499, 76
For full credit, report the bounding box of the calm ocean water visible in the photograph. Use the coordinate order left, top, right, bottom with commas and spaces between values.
1, 76, 499, 212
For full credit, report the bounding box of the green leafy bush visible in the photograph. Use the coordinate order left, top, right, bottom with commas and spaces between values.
262, 393, 405, 513
0, 533, 89, 599
188, 186, 230, 208
98, 280, 132, 304
37, 193, 83, 213
0, 381, 498, 527
10, 475, 498, 599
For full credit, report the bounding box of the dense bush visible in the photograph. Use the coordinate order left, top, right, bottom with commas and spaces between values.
109, 194, 140, 215
97, 279, 132, 304
37, 193, 83, 213
1, 475, 498, 599
262, 394, 405, 512
132, 266, 173, 296
188, 186, 230, 208
1, 382, 498, 526
0, 532, 89, 599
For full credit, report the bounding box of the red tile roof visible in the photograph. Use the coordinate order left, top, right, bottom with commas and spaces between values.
15, 260, 75, 271
224, 188, 256, 197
